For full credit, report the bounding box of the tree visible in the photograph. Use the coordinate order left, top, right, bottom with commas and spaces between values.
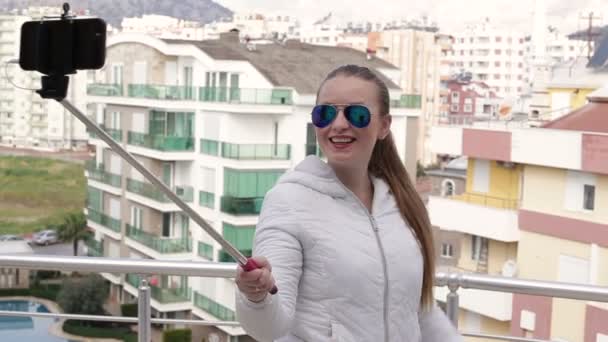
57, 212, 88, 256
57, 274, 108, 316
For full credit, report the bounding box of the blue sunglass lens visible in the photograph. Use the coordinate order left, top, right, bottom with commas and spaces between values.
312, 105, 337, 128
345, 105, 371, 128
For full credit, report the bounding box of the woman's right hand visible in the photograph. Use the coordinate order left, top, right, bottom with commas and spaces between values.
236, 256, 276, 303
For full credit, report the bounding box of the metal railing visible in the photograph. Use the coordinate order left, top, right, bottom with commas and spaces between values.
0, 255, 607, 342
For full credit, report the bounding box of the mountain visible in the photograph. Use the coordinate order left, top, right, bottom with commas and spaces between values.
0, 0, 233, 27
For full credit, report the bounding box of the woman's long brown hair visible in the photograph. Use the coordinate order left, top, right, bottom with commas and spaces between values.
319, 65, 436, 310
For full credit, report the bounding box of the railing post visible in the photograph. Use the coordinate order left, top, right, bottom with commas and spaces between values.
138, 278, 152, 342
446, 273, 460, 329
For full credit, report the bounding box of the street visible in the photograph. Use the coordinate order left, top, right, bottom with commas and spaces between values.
30, 242, 86, 256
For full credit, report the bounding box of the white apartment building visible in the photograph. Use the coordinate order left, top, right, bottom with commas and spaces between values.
204, 13, 299, 41
0, 9, 88, 150
120, 15, 206, 41
84, 31, 421, 342
449, 20, 527, 99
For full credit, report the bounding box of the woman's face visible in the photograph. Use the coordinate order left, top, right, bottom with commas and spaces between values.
315, 75, 391, 172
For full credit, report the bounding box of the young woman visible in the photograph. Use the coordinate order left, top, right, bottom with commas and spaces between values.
235, 65, 462, 342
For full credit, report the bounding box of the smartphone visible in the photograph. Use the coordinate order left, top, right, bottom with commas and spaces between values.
19, 17, 106, 75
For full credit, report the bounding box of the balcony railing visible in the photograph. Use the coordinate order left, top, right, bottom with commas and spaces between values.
128, 131, 194, 152
0, 255, 607, 342
87, 83, 123, 97
126, 224, 192, 254
85, 161, 122, 188
199, 87, 293, 105
193, 291, 235, 321
126, 274, 191, 303
221, 142, 291, 160
453, 192, 519, 210
220, 196, 263, 216
84, 238, 103, 257
126, 178, 194, 203
88, 82, 293, 105
391, 94, 422, 109
86, 208, 122, 233
88, 124, 123, 142
128, 84, 196, 101
200, 139, 219, 156
197, 242, 214, 260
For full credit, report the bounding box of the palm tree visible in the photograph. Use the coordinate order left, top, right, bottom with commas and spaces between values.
57, 212, 88, 256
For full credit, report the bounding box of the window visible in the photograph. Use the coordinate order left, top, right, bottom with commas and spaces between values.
450, 103, 459, 112
494, 74, 501, 80
451, 92, 460, 101
495, 49, 502, 55
472, 160, 490, 193
441, 179, 455, 196
584, 185, 595, 210
495, 37, 502, 43
200, 167, 216, 208
223, 168, 284, 198
130, 206, 143, 228
495, 61, 501, 67
441, 243, 454, 258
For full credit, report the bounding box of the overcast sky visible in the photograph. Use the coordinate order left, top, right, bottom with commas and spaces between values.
216, 0, 607, 34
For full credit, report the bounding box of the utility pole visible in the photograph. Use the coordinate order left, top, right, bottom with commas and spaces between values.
579, 11, 602, 61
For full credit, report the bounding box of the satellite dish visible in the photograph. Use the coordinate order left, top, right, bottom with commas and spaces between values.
502, 259, 518, 277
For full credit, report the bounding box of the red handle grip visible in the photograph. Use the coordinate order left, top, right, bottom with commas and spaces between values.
243, 258, 278, 295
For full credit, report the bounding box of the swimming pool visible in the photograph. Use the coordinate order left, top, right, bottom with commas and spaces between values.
0, 300, 71, 342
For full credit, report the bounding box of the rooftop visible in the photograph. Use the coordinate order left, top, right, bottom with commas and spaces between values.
163, 33, 400, 94
543, 85, 608, 133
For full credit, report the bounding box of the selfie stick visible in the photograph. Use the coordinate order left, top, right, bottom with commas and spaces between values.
34, 3, 277, 295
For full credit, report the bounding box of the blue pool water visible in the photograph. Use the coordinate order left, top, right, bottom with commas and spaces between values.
0, 300, 72, 342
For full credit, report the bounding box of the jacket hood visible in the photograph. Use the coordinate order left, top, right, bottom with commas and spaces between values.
277, 156, 393, 210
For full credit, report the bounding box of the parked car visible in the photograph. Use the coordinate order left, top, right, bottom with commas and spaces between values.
33, 230, 59, 246
0, 235, 24, 241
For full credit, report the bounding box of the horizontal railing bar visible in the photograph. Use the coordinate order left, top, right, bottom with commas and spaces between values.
462, 331, 555, 342
0, 311, 240, 326
1, 256, 607, 302
435, 272, 608, 303
0, 255, 236, 278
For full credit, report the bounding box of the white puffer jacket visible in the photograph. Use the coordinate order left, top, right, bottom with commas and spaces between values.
236, 156, 462, 342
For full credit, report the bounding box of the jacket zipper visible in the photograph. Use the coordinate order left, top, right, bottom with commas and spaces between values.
336, 183, 390, 342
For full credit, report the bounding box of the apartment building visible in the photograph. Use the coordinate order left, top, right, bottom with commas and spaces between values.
448, 20, 526, 99
0, 9, 89, 150
84, 31, 422, 341
429, 85, 608, 341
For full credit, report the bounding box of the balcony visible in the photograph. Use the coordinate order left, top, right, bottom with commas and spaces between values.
193, 291, 235, 321
128, 84, 196, 101
88, 124, 123, 142
220, 196, 263, 216
197, 242, 214, 260
428, 195, 520, 242
86, 208, 122, 234
125, 274, 191, 304
200, 139, 219, 156
454, 192, 519, 210
127, 131, 194, 152
126, 224, 192, 254
219, 249, 251, 263
221, 142, 291, 160
391, 94, 422, 109
84, 238, 103, 257
87, 83, 122, 97
126, 178, 193, 204
199, 191, 215, 209
85, 161, 121, 188
199, 87, 293, 105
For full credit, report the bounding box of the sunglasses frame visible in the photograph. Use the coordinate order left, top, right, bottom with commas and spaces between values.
311, 104, 372, 129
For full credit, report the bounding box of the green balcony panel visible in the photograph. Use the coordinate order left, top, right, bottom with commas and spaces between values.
193, 291, 236, 321
220, 196, 263, 216
221, 143, 291, 160
128, 84, 195, 101
87, 83, 122, 97
200, 139, 219, 156
199, 191, 215, 209
127, 178, 193, 203
126, 224, 192, 254
85, 162, 122, 188
128, 131, 194, 151
197, 242, 213, 260
87, 208, 121, 233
